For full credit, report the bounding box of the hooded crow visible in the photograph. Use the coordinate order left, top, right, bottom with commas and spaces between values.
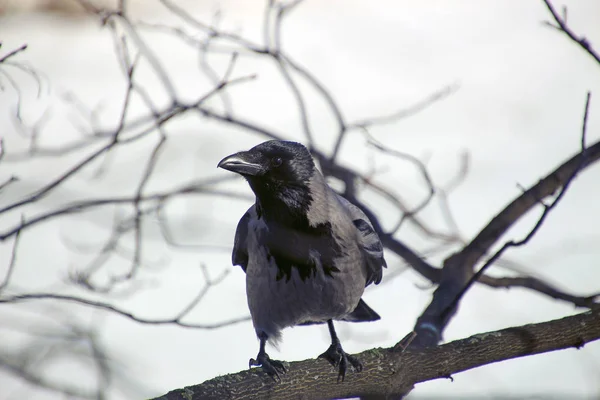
218, 140, 386, 382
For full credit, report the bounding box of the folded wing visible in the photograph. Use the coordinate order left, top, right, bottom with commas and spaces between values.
232, 205, 256, 272
336, 194, 387, 286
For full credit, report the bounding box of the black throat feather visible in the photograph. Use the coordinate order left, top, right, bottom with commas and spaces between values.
248, 179, 342, 282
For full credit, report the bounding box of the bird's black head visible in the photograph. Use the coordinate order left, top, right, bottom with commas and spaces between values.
218, 140, 314, 184
218, 140, 316, 222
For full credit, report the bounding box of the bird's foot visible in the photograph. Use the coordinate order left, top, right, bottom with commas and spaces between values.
318, 342, 363, 382
249, 352, 287, 381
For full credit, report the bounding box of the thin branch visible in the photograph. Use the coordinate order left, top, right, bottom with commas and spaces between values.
123, 135, 168, 282
111, 15, 178, 101
436, 150, 470, 238
271, 1, 313, 145
0, 141, 118, 217
349, 83, 460, 129
542, 0, 600, 65
172, 265, 230, 320
156, 201, 235, 251
0, 216, 23, 292
282, 53, 347, 159
0, 294, 250, 329
0, 44, 28, 64
479, 274, 599, 308
0, 176, 241, 241
0, 71, 255, 219
0, 176, 18, 192
159, 0, 265, 53
0, 356, 96, 399
366, 133, 436, 234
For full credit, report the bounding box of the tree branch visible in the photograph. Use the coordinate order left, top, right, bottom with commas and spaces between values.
478, 274, 600, 308
0, 43, 28, 64
152, 309, 600, 400
542, 0, 600, 65
0, 293, 250, 329
411, 95, 599, 347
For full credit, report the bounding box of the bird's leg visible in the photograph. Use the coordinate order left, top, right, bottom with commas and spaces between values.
249, 332, 287, 381
318, 320, 363, 382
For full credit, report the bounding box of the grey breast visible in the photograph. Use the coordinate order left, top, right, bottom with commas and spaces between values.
244, 195, 367, 341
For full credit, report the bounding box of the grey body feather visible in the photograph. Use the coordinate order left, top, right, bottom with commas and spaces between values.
233, 169, 385, 342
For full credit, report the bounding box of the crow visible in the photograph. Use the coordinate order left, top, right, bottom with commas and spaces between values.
218, 140, 386, 382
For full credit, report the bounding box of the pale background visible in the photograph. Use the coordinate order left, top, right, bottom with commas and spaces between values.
1, 0, 599, 399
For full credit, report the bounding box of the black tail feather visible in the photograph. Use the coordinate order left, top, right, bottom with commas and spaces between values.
341, 298, 381, 322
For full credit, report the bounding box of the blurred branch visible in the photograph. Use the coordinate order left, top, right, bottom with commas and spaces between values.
0, 308, 128, 400
0, 43, 42, 120
349, 83, 460, 130
0, 355, 96, 399
0, 293, 250, 329
0, 217, 23, 293
153, 309, 600, 400
172, 264, 230, 320
0, 70, 255, 220
0, 176, 241, 239
2, 70, 255, 162
435, 150, 470, 238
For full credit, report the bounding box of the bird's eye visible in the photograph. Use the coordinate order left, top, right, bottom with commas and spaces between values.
271, 157, 283, 167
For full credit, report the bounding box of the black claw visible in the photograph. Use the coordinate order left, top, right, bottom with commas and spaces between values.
318, 343, 363, 382
249, 352, 287, 381
347, 353, 363, 372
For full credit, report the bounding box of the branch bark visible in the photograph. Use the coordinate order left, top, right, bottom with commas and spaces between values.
152, 308, 600, 400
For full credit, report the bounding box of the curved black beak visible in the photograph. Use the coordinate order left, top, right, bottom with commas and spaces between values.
217, 151, 264, 176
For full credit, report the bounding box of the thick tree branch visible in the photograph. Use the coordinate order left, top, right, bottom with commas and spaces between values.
152, 309, 600, 400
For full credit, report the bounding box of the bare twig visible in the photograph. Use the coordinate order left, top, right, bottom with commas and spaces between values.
0, 293, 250, 329
0, 216, 23, 292
366, 134, 436, 233
479, 274, 599, 308
542, 0, 600, 65
172, 265, 230, 320
0, 44, 28, 64
0, 355, 96, 399
0, 176, 241, 241
349, 83, 460, 129
0, 71, 255, 220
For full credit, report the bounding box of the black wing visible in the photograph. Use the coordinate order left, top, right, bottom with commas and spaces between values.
232, 206, 255, 272
336, 194, 387, 286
